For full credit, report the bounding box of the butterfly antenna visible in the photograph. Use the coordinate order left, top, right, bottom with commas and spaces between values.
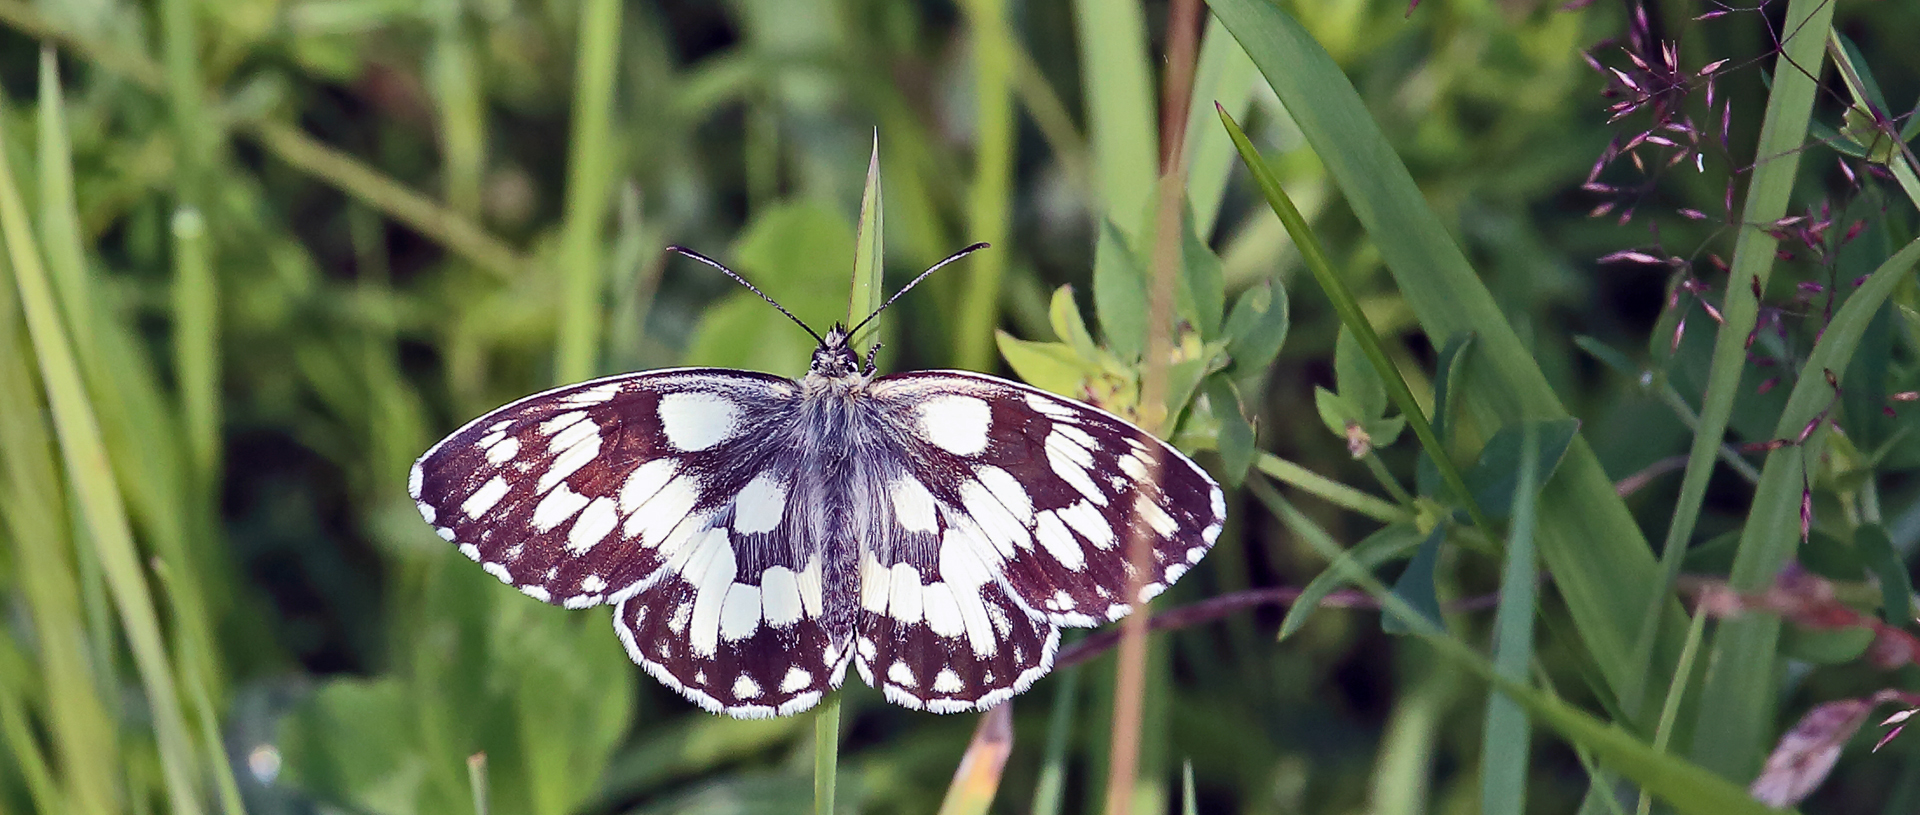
848, 242, 990, 340
666, 245, 825, 345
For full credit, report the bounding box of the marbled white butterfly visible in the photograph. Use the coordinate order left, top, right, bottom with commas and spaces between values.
409, 244, 1225, 718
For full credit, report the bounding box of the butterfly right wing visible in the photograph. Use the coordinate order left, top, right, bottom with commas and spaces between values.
411, 369, 850, 717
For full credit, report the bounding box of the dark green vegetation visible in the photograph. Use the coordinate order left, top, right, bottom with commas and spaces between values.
3, 0, 1920, 813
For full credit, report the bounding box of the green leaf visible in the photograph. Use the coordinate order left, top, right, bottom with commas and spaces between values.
1222, 278, 1289, 376
1179, 206, 1225, 340
996, 333, 1098, 398
280, 679, 429, 814
1382, 523, 1445, 635
1049, 285, 1101, 361
1093, 219, 1148, 361
1483, 422, 1542, 815
1855, 524, 1914, 624
1313, 386, 1358, 441
850, 134, 886, 326
1778, 626, 1874, 665
1416, 333, 1475, 498
1206, 376, 1255, 486
1277, 523, 1425, 640
1334, 326, 1387, 420
1465, 419, 1580, 520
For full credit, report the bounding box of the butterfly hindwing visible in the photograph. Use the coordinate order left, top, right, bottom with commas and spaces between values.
866, 372, 1226, 627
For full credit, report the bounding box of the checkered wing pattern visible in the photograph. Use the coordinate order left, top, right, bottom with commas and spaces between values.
849, 371, 1225, 711
410, 370, 851, 717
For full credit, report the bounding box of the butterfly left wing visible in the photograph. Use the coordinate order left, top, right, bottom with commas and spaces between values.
865, 371, 1225, 627
848, 371, 1224, 712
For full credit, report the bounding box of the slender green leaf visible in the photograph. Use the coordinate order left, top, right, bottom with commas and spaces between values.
1278, 522, 1424, 640
1094, 218, 1148, 360
1206, 376, 1256, 485
553, 0, 622, 383
1857, 524, 1914, 624
1482, 424, 1542, 815
1466, 419, 1580, 521
1382, 524, 1446, 636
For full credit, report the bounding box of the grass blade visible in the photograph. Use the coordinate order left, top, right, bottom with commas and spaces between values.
169, 207, 218, 484
954, 0, 1015, 370
1030, 666, 1080, 815
815, 698, 842, 815
0, 93, 206, 815
552, 0, 622, 384
1481, 426, 1541, 815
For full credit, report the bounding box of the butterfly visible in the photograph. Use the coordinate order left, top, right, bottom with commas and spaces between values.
409, 244, 1225, 718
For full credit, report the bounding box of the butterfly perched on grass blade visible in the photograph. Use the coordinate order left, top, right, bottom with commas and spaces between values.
410, 244, 1224, 718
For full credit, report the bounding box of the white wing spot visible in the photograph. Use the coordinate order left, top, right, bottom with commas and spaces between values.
462, 476, 509, 519
538, 417, 602, 494
485, 435, 521, 466
483, 562, 510, 583
434, 526, 454, 541
859, 554, 891, 613
567, 497, 619, 554
458, 543, 480, 560
933, 668, 964, 694
408, 461, 424, 498
921, 582, 965, 638
938, 537, 999, 657
976, 465, 1033, 523
733, 471, 788, 534
685, 530, 738, 657
1034, 511, 1085, 570
580, 574, 608, 593
1132, 493, 1179, 538
732, 674, 763, 699
887, 563, 924, 624
629, 475, 700, 549
959, 479, 1032, 555
858, 637, 878, 660
531, 483, 590, 533
760, 566, 804, 627
1058, 500, 1116, 550
566, 382, 621, 405
797, 558, 825, 617
539, 411, 588, 436
1024, 392, 1082, 423
720, 582, 761, 642
667, 599, 692, 633
887, 661, 917, 689
917, 394, 992, 456
780, 666, 813, 693
521, 586, 551, 602
1046, 429, 1107, 506
890, 475, 939, 533
658, 391, 739, 451
617, 458, 677, 515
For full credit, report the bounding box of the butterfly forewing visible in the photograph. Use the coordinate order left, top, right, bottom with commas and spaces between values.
866, 372, 1226, 626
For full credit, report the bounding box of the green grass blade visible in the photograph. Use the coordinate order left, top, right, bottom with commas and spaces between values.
0, 94, 206, 815
169, 207, 219, 484
1690, 235, 1920, 776
552, 0, 622, 384
954, 0, 1015, 370
1072, 0, 1157, 241
851, 136, 886, 326
1183, 16, 1259, 239
1252, 481, 1794, 815
1481, 426, 1541, 815
1030, 666, 1080, 815
815, 698, 841, 815
1221, 107, 1490, 538
1208, 0, 1683, 700
1628, 0, 1835, 731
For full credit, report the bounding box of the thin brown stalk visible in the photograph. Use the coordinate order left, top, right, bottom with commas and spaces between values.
1105, 2, 1203, 813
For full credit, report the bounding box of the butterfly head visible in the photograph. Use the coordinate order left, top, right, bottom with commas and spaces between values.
809, 324, 864, 381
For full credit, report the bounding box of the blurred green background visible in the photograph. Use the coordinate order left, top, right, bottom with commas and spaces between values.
3, 0, 1920, 812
